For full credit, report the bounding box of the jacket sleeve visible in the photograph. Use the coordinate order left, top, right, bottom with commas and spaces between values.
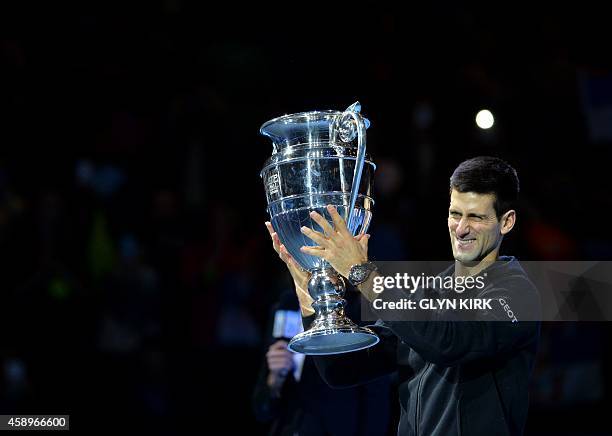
377, 275, 541, 367
251, 302, 283, 422
251, 352, 280, 422
302, 314, 397, 388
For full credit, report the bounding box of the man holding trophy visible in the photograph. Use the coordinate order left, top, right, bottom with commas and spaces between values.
261, 104, 539, 436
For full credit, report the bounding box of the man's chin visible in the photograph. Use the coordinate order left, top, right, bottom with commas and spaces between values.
453, 251, 479, 263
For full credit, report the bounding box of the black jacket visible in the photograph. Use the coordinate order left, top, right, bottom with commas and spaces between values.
253, 290, 391, 436
305, 256, 540, 436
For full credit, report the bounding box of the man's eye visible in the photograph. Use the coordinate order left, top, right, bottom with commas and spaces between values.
449, 212, 460, 218
471, 216, 483, 221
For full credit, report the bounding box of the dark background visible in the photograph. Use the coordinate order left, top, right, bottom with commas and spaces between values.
1, 3, 611, 435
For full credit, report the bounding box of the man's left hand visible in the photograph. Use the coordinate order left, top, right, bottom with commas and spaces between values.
300, 204, 370, 278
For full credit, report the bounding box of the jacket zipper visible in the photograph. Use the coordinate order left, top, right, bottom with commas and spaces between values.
415, 362, 431, 436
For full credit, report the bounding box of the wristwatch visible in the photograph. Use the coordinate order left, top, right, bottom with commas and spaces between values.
347, 261, 377, 286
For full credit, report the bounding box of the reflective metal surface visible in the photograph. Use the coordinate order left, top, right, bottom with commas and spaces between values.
260, 102, 379, 355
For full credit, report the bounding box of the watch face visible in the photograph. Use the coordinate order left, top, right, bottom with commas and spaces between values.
350, 264, 370, 284
354, 268, 368, 282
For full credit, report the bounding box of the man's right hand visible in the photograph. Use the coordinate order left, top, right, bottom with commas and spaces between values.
265, 221, 314, 316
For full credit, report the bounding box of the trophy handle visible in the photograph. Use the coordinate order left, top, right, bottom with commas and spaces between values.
335, 102, 369, 231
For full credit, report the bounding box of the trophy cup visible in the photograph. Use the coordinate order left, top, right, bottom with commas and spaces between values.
260, 102, 379, 355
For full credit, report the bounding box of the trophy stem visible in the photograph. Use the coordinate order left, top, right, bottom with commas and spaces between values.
287, 268, 379, 355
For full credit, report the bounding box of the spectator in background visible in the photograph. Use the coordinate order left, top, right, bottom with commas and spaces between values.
253, 290, 392, 436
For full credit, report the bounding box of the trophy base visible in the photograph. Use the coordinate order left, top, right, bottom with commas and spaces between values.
287, 268, 379, 355
288, 323, 379, 355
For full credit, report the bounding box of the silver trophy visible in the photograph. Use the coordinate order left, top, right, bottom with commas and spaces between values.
260, 102, 379, 355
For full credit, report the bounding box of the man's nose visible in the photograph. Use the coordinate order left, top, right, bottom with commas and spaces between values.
456, 218, 471, 238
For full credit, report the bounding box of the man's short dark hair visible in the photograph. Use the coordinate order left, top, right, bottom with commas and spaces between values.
449, 156, 519, 218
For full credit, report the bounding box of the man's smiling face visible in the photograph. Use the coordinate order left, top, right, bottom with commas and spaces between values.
448, 189, 504, 263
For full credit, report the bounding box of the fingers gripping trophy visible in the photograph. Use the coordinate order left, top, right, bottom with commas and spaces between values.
260, 102, 379, 355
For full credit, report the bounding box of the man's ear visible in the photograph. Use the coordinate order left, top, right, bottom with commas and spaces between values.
500, 210, 516, 235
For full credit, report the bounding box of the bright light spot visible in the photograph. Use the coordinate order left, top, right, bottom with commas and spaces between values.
475, 109, 494, 129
